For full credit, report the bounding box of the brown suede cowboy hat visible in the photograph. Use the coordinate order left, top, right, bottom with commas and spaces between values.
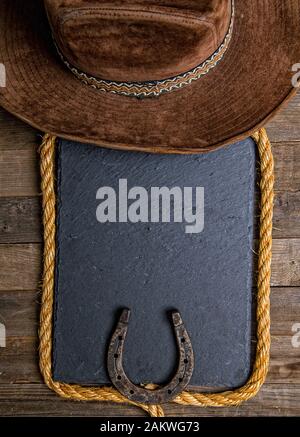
0, 0, 299, 153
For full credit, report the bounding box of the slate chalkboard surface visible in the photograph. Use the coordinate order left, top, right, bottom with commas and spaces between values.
53, 138, 257, 388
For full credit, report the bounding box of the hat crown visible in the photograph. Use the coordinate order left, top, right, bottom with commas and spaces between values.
45, 0, 232, 83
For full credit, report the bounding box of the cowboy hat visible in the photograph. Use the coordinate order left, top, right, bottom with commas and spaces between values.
0, 0, 299, 153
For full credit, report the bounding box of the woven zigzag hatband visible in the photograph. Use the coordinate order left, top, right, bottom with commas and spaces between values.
55, 0, 235, 98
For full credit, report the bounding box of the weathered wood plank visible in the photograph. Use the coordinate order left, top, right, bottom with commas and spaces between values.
273, 191, 300, 239
1, 288, 299, 337
0, 109, 39, 151
273, 144, 300, 192
0, 290, 40, 336
0, 137, 299, 198
267, 91, 300, 143
0, 197, 42, 243
270, 336, 300, 358
1, 239, 299, 290
270, 287, 300, 323
0, 288, 299, 386
271, 240, 300, 287
1, 336, 299, 386
0, 337, 41, 384
0, 383, 300, 416
1, 191, 300, 245
1, 144, 300, 197
0, 244, 42, 291
268, 358, 300, 385
0, 394, 144, 417
0, 149, 40, 197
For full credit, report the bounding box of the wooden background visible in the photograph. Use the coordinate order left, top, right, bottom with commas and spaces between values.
0, 93, 300, 416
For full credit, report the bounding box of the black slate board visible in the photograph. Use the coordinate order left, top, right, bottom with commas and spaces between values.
52, 138, 257, 388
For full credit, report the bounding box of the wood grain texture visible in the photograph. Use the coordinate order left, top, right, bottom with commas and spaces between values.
273, 144, 300, 192
0, 197, 42, 243
0, 288, 299, 385
0, 384, 299, 417
0, 142, 300, 197
0, 149, 40, 197
0, 110, 39, 151
271, 240, 300, 287
0, 244, 42, 291
1, 192, 300, 244
267, 92, 300, 143
0, 90, 300, 416
0, 240, 298, 290
273, 191, 300, 239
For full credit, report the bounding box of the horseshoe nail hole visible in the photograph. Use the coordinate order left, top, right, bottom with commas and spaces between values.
130, 390, 134, 395
118, 336, 123, 341
178, 378, 183, 383
117, 375, 121, 380
114, 354, 118, 359
168, 390, 172, 394
184, 359, 188, 364
181, 338, 185, 343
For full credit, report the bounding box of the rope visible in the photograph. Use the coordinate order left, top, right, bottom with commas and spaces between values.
39, 129, 274, 416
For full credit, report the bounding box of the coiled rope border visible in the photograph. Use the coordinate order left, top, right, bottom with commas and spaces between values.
39, 129, 274, 417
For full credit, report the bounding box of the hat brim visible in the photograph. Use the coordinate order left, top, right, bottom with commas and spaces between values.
0, 0, 300, 154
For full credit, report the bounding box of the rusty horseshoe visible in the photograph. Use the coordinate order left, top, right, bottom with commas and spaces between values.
107, 308, 194, 404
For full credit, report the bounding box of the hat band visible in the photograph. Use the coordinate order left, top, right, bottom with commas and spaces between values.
55, 0, 235, 98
